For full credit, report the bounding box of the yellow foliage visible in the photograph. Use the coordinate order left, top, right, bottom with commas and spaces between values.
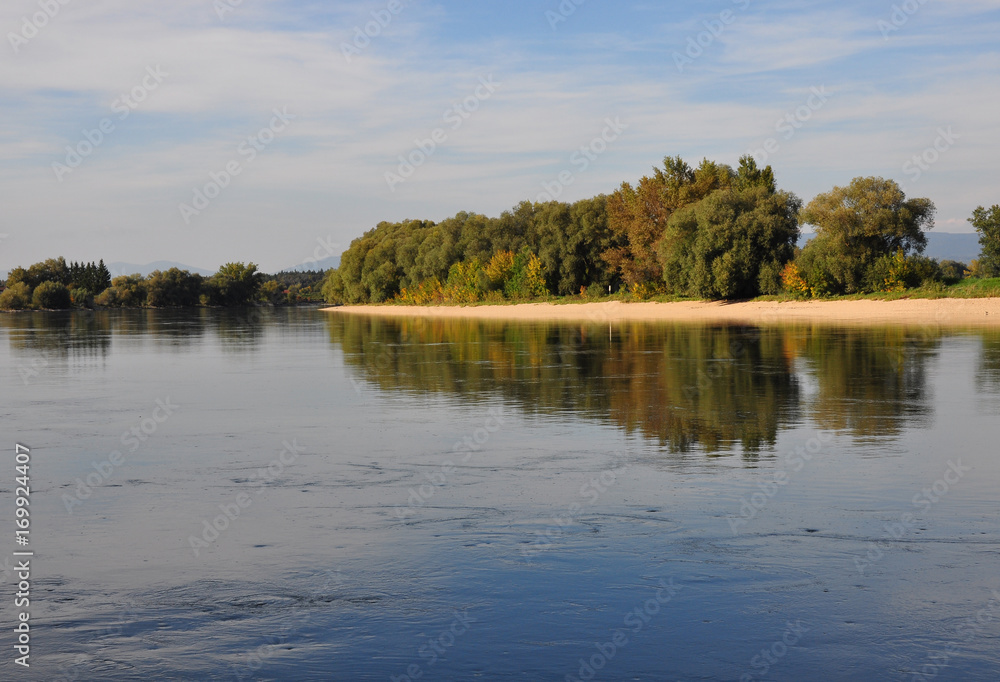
628, 281, 664, 299
781, 263, 811, 297
878, 251, 909, 293
484, 250, 515, 287
396, 278, 444, 305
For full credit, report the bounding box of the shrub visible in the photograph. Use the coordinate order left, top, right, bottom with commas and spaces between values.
31, 280, 72, 309
628, 281, 664, 299
503, 249, 547, 299
863, 252, 942, 293
938, 260, 968, 283
70, 287, 94, 308
259, 280, 285, 305
780, 263, 811, 298
443, 259, 483, 303
397, 278, 443, 305
483, 250, 516, 291
0, 282, 32, 310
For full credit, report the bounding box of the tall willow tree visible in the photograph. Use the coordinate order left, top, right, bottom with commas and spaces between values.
796, 177, 935, 294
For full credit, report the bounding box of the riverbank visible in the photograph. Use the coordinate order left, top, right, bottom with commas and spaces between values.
323, 297, 1000, 327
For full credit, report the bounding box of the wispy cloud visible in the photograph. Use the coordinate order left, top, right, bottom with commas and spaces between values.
0, 0, 998, 272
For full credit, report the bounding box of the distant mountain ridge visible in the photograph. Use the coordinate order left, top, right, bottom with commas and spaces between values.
107, 261, 215, 278
798, 232, 981, 264
281, 255, 340, 272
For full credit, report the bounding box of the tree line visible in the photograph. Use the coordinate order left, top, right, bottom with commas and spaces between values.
0, 259, 327, 310
322, 154, 1000, 304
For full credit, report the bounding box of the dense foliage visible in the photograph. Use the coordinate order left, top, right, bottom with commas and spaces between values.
4, 154, 998, 311
971, 205, 1000, 277
793, 177, 937, 295
323, 155, 804, 304
656, 157, 801, 298
322, 196, 620, 305
0, 261, 321, 310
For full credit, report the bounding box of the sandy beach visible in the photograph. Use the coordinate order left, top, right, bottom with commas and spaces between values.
323, 297, 1000, 327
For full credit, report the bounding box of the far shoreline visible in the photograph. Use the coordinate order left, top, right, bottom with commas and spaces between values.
322, 298, 1000, 327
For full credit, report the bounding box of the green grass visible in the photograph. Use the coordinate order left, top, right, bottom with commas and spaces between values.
756, 278, 1000, 303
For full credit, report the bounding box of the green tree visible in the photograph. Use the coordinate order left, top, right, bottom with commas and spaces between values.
658, 157, 800, 299
938, 260, 968, 282
322, 269, 346, 304
259, 280, 285, 305
7, 257, 70, 290
146, 268, 204, 307
970, 205, 1000, 277
31, 280, 72, 309
68, 259, 112, 293
207, 262, 265, 306
95, 274, 148, 307
0, 282, 32, 309
796, 177, 935, 294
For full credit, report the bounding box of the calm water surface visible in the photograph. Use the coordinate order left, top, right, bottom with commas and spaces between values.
1, 308, 999, 681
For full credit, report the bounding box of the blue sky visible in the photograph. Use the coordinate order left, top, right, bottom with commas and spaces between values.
1, 0, 998, 273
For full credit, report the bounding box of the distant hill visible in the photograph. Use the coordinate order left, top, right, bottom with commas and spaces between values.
281, 255, 340, 273
923, 233, 982, 264
798, 232, 981, 265
107, 261, 215, 278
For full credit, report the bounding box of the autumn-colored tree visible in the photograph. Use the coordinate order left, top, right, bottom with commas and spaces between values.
603, 156, 732, 288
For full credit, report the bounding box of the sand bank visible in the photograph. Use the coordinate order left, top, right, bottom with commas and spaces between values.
323, 298, 1000, 327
